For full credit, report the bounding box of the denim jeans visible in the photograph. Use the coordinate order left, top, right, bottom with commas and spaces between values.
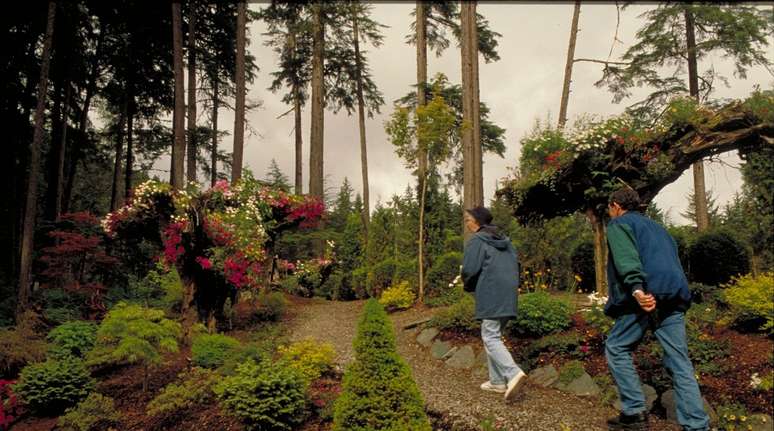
481, 318, 522, 385
605, 310, 709, 431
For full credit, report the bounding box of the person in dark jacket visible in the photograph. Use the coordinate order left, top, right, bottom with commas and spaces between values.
604, 188, 709, 431
462, 206, 526, 401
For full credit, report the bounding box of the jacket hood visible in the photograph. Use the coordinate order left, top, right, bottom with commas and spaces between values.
475, 225, 510, 250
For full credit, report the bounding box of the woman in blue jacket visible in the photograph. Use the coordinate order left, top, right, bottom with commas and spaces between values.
462, 206, 526, 401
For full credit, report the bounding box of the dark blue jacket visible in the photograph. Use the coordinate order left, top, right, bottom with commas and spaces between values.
462, 226, 519, 320
605, 211, 691, 317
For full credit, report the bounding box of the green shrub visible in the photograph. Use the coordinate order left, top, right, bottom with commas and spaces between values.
87, 302, 181, 390
231, 291, 288, 329
58, 392, 121, 431
557, 360, 585, 385
571, 242, 595, 293
333, 300, 430, 431
688, 232, 750, 286
530, 333, 583, 356
0, 322, 48, 378
146, 368, 218, 417
716, 403, 750, 431
47, 321, 97, 359
14, 356, 95, 414
582, 302, 614, 335
38, 287, 88, 325
722, 272, 773, 333
277, 339, 336, 383
351, 266, 369, 299
218, 343, 268, 377
368, 258, 396, 297
379, 281, 415, 311
214, 359, 307, 431
426, 252, 462, 298
443, 234, 464, 253
192, 333, 241, 369
128, 262, 183, 311
511, 291, 572, 337
428, 293, 479, 332
317, 269, 356, 300
687, 332, 729, 376
278, 275, 300, 295
393, 259, 417, 290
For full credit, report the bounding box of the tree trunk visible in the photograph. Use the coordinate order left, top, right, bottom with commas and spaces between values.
18, 0, 56, 317
63, 24, 103, 213
210, 78, 218, 187
110, 110, 126, 212
461, 1, 483, 238
352, 10, 370, 241
187, 5, 197, 184
418, 172, 428, 304
309, 4, 324, 198
586, 209, 608, 296
290, 29, 303, 195
232, 1, 246, 184
416, 2, 428, 301
684, 7, 709, 232
558, 0, 581, 129
45, 71, 63, 222
124, 97, 134, 200
172, 1, 186, 189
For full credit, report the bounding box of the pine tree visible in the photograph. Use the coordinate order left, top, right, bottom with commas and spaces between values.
265, 159, 291, 192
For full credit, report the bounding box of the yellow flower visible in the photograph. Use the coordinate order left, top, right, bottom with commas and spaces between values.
730, 415, 736, 421
740, 416, 746, 422
574, 274, 582, 282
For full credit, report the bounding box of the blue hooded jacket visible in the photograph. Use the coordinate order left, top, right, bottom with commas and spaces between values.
462, 226, 519, 320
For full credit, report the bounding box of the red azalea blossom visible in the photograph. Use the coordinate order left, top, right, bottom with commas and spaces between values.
0, 379, 19, 431
544, 150, 563, 167
196, 256, 212, 270
162, 221, 187, 265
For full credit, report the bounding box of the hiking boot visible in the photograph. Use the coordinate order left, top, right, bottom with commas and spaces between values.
607, 412, 648, 430
504, 370, 527, 401
480, 381, 507, 393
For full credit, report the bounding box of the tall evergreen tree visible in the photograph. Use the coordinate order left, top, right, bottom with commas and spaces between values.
265, 158, 291, 192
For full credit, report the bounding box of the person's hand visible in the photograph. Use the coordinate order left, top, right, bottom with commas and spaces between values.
634, 291, 656, 312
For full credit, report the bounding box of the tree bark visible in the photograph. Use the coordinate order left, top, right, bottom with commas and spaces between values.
309, 4, 324, 198
416, 1, 428, 302
18, 0, 56, 317
45, 69, 64, 222
172, 1, 186, 190
210, 78, 219, 187
232, 1, 246, 184
290, 29, 303, 195
461, 1, 483, 237
187, 4, 197, 184
586, 209, 608, 296
684, 7, 709, 232
352, 10, 370, 240
558, 0, 581, 129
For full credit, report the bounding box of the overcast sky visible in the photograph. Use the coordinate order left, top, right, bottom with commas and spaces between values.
210, 2, 774, 225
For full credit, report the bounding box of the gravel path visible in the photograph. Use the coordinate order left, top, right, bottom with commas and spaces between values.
283, 296, 366, 367
284, 297, 678, 431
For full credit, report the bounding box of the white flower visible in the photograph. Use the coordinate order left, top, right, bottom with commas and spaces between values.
750, 373, 762, 388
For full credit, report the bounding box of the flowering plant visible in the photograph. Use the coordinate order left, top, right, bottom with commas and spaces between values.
102, 173, 323, 322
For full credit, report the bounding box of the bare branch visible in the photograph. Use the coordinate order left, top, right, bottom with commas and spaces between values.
276, 106, 294, 119
574, 58, 630, 65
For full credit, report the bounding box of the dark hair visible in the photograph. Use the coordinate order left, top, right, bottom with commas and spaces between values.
465, 206, 493, 226
609, 188, 641, 211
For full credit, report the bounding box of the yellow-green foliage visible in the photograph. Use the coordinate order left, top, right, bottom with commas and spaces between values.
378, 281, 415, 311
0, 322, 47, 377
14, 356, 95, 414
87, 302, 181, 368
722, 272, 774, 333
146, 368, 218, 417
277, 339, 335, 383
191, 333, 241, 369
58, 392, 122, 431
214, 359, 307, 431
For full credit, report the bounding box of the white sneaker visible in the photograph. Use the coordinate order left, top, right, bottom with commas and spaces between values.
504, 370, 527, 401
480, 381, 507, 393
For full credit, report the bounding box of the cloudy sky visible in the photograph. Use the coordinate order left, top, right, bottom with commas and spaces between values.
212, 2, 773, 225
